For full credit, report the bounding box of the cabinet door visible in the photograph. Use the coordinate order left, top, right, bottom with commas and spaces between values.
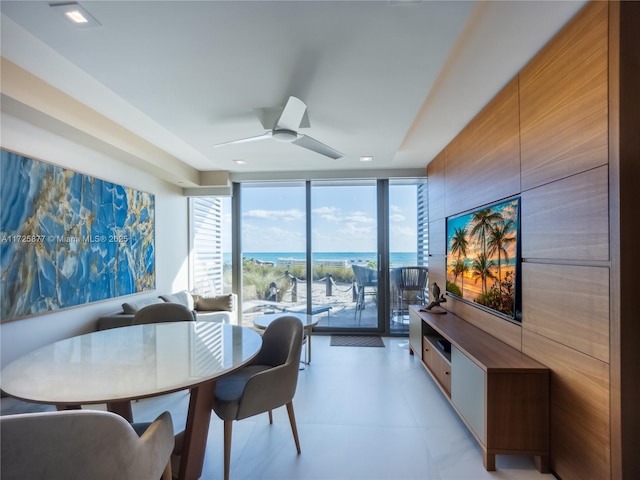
409, 309, 422, 354
451, 346, 486, 444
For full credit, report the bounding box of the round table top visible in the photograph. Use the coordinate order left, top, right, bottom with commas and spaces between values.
253, 312, 319, 329
0, 322, 262, 406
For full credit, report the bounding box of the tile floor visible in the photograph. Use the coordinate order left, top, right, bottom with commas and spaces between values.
127, 335, 558, 480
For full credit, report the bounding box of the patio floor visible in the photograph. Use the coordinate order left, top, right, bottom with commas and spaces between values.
242, 297, 410, 334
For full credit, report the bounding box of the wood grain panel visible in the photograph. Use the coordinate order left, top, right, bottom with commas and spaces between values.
522, 263, 609, 362
427, 150, 445, 221
427, 254, 446, 300
446, 296, 522, 351
428, 219, 445, 256
609, 2, 640, 478
521, 166, 608, 261
486, 372, 549, 453
522, 329, 610, 480
520, 1, 608, 191
423, 337, 452, 396
445, 77, 520, 217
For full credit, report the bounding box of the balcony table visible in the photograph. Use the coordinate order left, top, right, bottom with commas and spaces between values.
0, 321, 262, 480
253, 312, 318, 364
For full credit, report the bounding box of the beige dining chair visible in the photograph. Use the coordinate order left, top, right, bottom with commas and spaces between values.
212, 315, 304, 480
133, 302, 196, 324
0, 409, 174, 480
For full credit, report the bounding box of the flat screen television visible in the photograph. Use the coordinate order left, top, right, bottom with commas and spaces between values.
446, 197, 521, 323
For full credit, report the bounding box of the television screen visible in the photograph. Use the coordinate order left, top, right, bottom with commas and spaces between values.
446, 197, 521, 322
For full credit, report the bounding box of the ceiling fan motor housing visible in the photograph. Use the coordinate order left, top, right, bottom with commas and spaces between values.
272, 129, 298, 142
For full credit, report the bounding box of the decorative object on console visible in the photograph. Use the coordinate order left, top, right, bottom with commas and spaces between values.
423, 282, 447, 313
0, 149, 155, 322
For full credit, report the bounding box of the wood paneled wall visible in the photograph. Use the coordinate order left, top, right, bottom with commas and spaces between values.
519, 5, 610, 477
427, 151, 445, 223
427, 150, 446, 316
522, 263, 609, 363
522, 330, 610, 480
521, 166, 609, 261
444, 78, 521, 217
519, 1, 609, 191
424, 2, 640, 478
608, 2, 640, 478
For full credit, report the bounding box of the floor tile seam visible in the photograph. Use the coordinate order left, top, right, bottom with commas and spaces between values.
414, 425, 454, 480
228, 420, 263, 478
392, 367, 452, 431
417, 424, 509, 480
289, 420, 425, 432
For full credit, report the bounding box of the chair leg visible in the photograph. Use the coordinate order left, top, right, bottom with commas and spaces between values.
161, 459, 172, 480
286, 401, 301, 454
268, 409, 273, 424
223, 420, 233, 480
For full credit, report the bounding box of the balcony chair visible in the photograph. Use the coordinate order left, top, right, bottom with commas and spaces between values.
212, 315, 304, 480
0, 409, 174, 480
352, 264, 378, 324
394, 266, 428, 322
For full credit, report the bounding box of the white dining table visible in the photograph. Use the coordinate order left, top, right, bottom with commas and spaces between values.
0, 321, 262, 480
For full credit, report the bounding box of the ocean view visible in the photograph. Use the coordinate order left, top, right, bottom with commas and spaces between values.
230, 252, 419, 267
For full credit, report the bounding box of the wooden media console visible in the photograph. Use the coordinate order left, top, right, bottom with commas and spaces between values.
409, 306, 550, 472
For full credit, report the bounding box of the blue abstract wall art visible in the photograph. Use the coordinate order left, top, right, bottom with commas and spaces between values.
1, 150, 155, 321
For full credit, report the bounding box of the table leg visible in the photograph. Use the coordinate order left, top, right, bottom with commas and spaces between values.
107, 401, 134, 422
56, 404, 81, 411
305, 326, 312, 364
177, 381, 216, 480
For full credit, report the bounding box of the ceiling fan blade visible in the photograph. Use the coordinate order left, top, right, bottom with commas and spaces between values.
212, 132, 272, 147
275, 96, 307, 131
292, 134, 344, 159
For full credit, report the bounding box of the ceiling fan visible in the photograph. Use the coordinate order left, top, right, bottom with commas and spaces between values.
212, 96, 343, 159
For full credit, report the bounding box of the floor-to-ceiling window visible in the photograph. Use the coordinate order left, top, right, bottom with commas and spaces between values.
388, 180, 429, 334
239, 182, 307, 328
190, 177, 427, 333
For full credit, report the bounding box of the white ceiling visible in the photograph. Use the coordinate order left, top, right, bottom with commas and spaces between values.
1, 0, 587, 184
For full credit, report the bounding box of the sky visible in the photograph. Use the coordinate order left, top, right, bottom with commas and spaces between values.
446, 198, 519, 266
222, 182, 420, 253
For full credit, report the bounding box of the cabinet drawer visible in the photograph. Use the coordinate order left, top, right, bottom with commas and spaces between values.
423, 336, 451, 396
431, 350, 451, 395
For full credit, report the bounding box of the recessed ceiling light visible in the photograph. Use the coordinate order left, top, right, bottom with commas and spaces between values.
233, 159, 247, 165
360, 156, 373, 162
50, 2, 101, 27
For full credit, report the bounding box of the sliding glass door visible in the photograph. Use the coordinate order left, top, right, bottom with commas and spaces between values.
311, 181, 380, 330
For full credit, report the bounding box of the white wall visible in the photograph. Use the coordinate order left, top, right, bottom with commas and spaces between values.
0, 112, 190, 367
